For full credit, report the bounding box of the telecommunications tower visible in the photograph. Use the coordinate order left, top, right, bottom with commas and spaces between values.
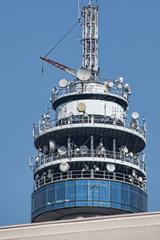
30, 0, 147, 222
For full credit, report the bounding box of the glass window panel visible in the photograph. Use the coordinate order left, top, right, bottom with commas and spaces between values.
76, 201, 88, 207
55, 202, 65, 209
65, 201, 76, 208
76, 180, 88, 201
99, 181, 110, 202
47, 184, 55, 205
66, 181, 76, 202
40, 189, 46, 208
88, 180, 99, 202
130, 186, 138, 209
121, 184, 130, 206
55, 182, 65, 202
111, 182, 121, 203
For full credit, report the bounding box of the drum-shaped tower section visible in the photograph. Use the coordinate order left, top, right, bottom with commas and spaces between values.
31, 0, 147, 222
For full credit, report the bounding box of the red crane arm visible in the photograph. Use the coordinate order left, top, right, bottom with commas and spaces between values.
40, 56, 77, 77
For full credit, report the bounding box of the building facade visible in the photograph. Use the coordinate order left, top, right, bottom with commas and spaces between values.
1, 212, 160, 240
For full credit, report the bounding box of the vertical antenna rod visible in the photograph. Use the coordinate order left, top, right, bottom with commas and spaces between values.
81, 0, 99, 81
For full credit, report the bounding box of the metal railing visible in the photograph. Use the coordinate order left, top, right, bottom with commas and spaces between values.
33, 150, 146, 174
34, 169, 146, 192
33, 115, 146, 139
51, 82, 126, 101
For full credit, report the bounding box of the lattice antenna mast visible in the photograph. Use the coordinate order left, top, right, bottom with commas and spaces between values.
81, 0, 99, 81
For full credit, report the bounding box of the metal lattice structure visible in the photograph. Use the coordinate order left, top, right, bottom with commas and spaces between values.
82, 1, 99, 80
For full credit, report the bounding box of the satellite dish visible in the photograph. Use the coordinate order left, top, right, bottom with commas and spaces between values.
58, 146, 67, 156
79, 145, 88, 154
59, 161, 70, 172
77, 102, 86, 112
129, 152, 134, 158
74, 148, 80, 155
119, 76, 124, 83
138, 176, 143, 183
95, 167, 100, 171
121, 146, 128, 154
104, 80, 108, 86
101, 146, 106, 153
77, 68, 91, 81
35, 174, 39, 179
129, 175, 133, 182
59, 79, 68, 88
47, 169, 52, 178
43, 145, 48, 154
108, 81, 114, 88
132, 112, 139, 120
124, 83, 130, 91
96, 146, 106, 154
96, 146, 101, 154
84, 164, 89, 170
132, 170, 136, 177
110, 113, 116, 120
106, 163, 115, 172
52, 87, 58, 95
117, 83, 123, 90
49, 140, 56, 153
123, 93, 128, 99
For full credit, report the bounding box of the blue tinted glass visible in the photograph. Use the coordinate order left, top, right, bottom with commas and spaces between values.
55, 182, 65, 202
76, 201, 88, 206
111, 182, 121, 203
40, 189, 46, 208
121, 184, 130, 206
99, 181, 110, 202
32, 180, 148, 220
130, 186, 137, 208
55, 202, 65, 209
66, 181, 76, 201
65, 201, 76, 207
88, 180, 99, 201
47, 184, 55, 205
76, 180, 88, 201
88, 183, 100, 204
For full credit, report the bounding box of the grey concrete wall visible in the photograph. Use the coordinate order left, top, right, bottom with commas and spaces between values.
0, 212, 160, 240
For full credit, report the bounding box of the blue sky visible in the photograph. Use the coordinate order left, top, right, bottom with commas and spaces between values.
0, 0, 159, 226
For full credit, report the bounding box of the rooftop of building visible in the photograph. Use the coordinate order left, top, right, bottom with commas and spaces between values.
1, 211, 160, 240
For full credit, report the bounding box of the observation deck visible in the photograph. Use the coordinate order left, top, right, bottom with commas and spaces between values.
32, 178, 147, 222
51, 82, 129, 110
33, 170, 146, 191
33, 115, 146, 153
33, 150, 146, 176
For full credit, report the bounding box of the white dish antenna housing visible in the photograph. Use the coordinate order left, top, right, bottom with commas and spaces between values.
58, 146, 67, 156
59, 161, 70, 172
106, 163, 116, 172
77, 68, 91, 81
59, 79, 68, 88
77, 102, 86, 112
132, 112, 139, 120
79, 145, 88, 154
